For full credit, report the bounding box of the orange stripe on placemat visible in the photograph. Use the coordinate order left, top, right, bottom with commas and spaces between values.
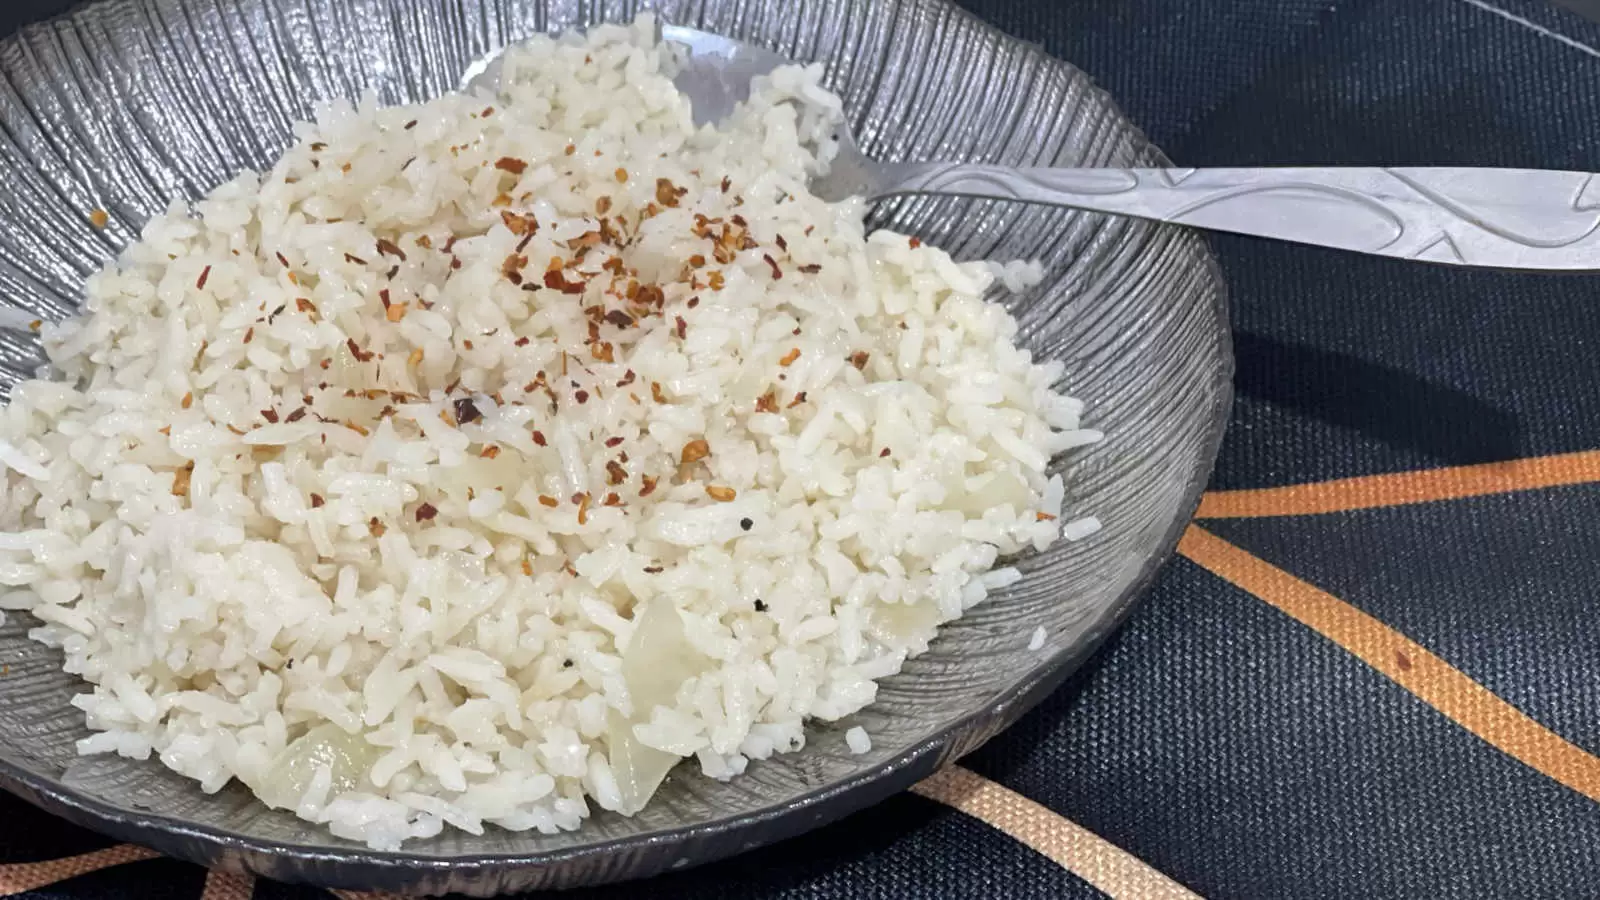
1179, 525, 1600, 802
914, 766, 1202, 899
1195, 449, 1600, 519
0, 844, 160, 895
201, 869, 255, 900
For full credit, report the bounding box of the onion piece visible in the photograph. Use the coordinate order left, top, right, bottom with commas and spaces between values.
606, 712, 681, 816
622, 600, 710, 715
254, 724, 378, 810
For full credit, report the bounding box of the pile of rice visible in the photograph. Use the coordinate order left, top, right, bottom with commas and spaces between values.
0, 17, 1100, 849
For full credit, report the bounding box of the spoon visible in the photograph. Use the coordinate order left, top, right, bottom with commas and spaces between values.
466, 25, 1600, 271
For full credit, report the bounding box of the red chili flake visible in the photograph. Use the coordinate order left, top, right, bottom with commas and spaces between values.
344, 253, 368, 265
606, 460, 628, 485
798, 263, 822, 274
347, 338, 375, 362
707, 271, 726, 291
296, 298, 318, 316
170, 463, 194, 497
544, 270, 586, 294
763, 254, 783, 280
880, 448, 892, 458
604, 309, 634, 328
261, 408, 280, 423
181, 391, 193, 409
651, 382, 667, 404
636, 284, 665, 307
379, 289, 391, 309
450, 257, 463, 270
603, 492, 623, 507
310, 493, 325, 508
501, 210, 539, 236
453, 398, 483, 425
614, 167, 628, 183
196, 266, 212, 290
575, 492, 591, 525
569, 231, 604, 251
242, 326, 255, 345
495, 157, 528, 175
655, 178, 681, 207
368, 517, 386, 537
720, 176, 731, 193
755, 391, 779, 414
285, 407, 308, 423
706, 485, 737, 502
564, 144, 577, 156
514, 336, 531, 347
574, 389, 590, 404
776, 234, 788, 252
1037, 512, 1058, 522
376, 238, 407, 261
311, 142, 327, 151
479, 445, 501, 460
482, 106, 495, 117
681, 439, 711, 464
779, 348, 801, 367
415, 502, 439, 522
538, 495, 560, 508
674, 316, 688, 339
644, 566, 664, 574
909, 237, 922, 248
640, 475, 659, 497
850, 351, 870, 370
275, 252, 290, 267
89, 208, 110, 229
689, 254, 706, 268
605, 437, 625, 448
532, 430, 548, 446
591, 343, 614, 363
788, 391, 807, 408
404, 119, 418, 130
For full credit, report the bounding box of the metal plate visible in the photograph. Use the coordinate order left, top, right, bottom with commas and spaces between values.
0, 0, 1230, 892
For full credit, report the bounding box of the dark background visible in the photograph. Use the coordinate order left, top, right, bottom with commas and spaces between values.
6, 1, 1600, 898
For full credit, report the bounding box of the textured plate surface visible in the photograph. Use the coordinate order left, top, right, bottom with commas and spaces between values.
0, 0, 1230, 893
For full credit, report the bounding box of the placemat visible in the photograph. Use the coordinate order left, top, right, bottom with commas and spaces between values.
3, 0, 1599, 897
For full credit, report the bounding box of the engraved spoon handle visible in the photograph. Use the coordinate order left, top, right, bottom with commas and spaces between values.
876, 164, 1600, 270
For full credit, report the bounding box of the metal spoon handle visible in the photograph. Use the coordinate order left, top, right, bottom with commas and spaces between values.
878, 164, 1600, 270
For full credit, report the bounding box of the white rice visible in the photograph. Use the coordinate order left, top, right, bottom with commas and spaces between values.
0, 16, 1099, 849
1028, 627, 1047, 651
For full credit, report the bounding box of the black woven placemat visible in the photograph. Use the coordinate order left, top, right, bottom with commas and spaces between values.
4, 0, 1600, 897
